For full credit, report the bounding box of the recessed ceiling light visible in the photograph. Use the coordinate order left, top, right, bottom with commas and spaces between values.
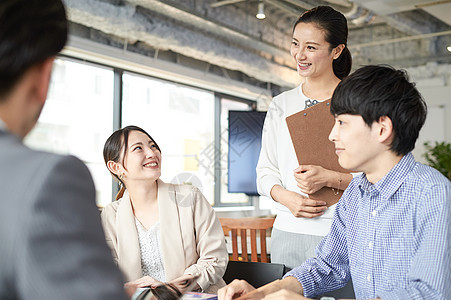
447, 46, 451, 52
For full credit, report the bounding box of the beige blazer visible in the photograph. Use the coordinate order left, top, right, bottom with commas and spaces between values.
101, 179, 228, 293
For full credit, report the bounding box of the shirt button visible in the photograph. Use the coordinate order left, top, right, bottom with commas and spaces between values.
368, 241, 373, 249
367, 274, 371, 282
372, 210, 377, 217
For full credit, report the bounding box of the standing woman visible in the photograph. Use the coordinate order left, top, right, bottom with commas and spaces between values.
101, 125, 228, 294
257, 6, 353, 269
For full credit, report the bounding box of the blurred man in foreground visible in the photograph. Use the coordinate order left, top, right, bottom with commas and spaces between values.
0, 0, 128, 298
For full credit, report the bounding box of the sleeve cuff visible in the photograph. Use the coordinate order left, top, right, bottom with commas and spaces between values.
258, 175, 282, 200
283, 266, 316, 298
184, 266, 207, 292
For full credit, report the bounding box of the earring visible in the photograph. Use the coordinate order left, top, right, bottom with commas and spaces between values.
119, 174, 124, 180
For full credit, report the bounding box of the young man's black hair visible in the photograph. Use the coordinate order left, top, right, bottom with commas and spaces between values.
330, 64, 427, 155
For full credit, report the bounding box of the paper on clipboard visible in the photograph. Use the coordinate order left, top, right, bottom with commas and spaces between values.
285, 100, 348, 207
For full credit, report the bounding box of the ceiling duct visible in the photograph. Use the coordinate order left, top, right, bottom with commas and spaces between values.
63, 0, 300, 87
341, 2, 375, 26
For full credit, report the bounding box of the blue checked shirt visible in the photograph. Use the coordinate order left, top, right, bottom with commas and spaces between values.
285, 153, 451, 299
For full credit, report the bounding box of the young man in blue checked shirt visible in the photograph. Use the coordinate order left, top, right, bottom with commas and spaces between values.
218, 65, 451, 300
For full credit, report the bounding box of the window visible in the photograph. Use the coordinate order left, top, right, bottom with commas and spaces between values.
122, 73, 215, 203
25, 57, 257, 208
25, 58, 114, 207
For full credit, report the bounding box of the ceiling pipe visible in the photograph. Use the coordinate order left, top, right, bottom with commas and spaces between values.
351, 10, 375, 25
349, 29, 451, 49
210, 0, 247, 8
280, 0, 313, 10
339, 2, 375, 26
265, 0, 302, 16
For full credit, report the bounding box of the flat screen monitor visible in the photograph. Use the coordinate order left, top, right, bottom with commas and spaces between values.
228, 110, 266, 196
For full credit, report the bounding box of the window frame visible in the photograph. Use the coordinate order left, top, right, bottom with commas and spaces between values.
53, 55, 259, 207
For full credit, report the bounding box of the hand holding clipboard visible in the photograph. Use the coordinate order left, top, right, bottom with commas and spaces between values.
286, 100, 348, 207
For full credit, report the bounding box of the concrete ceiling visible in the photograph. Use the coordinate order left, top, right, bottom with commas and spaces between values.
63, 0, 451, 93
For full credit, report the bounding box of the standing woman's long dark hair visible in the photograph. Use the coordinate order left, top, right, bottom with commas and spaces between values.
294, 6, 352, 79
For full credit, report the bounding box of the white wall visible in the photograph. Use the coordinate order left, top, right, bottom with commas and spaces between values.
408, 62, 451, 163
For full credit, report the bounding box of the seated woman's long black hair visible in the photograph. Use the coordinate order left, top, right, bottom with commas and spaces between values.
103, 125, 161, 200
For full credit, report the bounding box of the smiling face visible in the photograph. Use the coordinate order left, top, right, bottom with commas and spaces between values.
290, 22, 341, 79
328, 114, 386, 175
119, 130, 162, 183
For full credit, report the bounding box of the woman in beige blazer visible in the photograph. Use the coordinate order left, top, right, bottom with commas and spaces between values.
101, 125, 228, 294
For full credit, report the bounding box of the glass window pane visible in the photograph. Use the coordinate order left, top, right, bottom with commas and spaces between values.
220, 98, 252, 205
24, 58, 114, 207
122, 73, 215, 204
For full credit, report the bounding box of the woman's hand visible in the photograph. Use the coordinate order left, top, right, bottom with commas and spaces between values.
218, 279, 256, 300
294, 165, 330, 194
124, 275, 163, 289
168, 274, 200, 294
271, 185, 327, 218
294, 166, 353, 196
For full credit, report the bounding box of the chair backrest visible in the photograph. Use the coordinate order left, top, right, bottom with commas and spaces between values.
219, 217, 275, 263
223, 261, 286, 288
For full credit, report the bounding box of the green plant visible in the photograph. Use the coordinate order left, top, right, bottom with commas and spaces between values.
423, 141, 451, 180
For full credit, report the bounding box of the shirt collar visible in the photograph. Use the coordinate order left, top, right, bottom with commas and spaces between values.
357, 153, 416, 200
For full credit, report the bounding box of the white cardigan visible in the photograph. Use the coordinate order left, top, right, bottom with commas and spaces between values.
256, 84, 337, 236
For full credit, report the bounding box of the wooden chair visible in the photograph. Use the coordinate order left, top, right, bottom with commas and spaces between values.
219, 217, 275, 263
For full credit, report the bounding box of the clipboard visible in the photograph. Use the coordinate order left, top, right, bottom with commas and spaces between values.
285, 100, 348, 207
